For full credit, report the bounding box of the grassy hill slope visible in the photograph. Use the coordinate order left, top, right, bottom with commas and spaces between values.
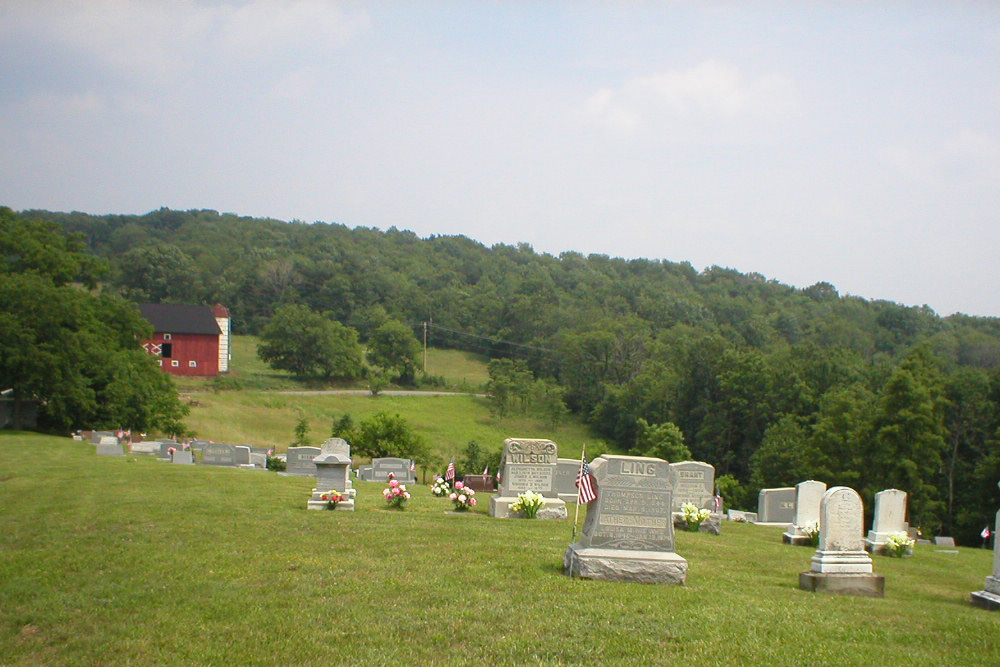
2, 433, 998, 666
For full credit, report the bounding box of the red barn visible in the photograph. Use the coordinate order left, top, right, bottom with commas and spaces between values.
138, 303, 224, 377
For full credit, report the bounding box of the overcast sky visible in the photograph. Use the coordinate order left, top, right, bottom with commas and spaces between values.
2, 1, 999, 317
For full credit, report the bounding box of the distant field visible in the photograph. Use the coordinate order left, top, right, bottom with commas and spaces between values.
3, 432, 998, 667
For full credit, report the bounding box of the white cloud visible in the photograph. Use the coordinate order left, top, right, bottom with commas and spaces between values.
583, 60, 797, 135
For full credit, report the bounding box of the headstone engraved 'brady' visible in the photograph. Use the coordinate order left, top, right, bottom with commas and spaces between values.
564, 455, 687, 584
553, 458, 583, 502
201, 443, 238, 466
783, 480, 828, 546
489, 438, 566, 519
971, 482, 1000, 610
308, 438, 355, 511
799, 486, 884, 597
285, 447, 322, 476
371, 457, 417, 483
757, 487, 796, 523
669, 460, 721, 535
865, 489, 909, 555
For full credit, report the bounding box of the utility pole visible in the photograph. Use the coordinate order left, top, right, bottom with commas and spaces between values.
423, 321, 428, 372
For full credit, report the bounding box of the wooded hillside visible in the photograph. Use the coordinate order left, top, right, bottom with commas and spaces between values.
17, 207, 1000, 543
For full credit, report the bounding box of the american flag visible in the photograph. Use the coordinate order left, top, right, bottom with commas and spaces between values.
445, 458, 456, 482
482, 465, 489, 476
983, 526, 992, 540
575, 456, 597, 504
409, 460, 415, 472
712, 490, 723, 512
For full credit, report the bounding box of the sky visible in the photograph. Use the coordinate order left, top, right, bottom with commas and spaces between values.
2, 1, 999, 317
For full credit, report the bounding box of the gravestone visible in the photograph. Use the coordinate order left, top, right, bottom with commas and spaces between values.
462, 474, 495, 493
727, 509, 757, 523
201, 443, 238, 466
91, 431, 116, 444
172, 450, 194, 465
783, 480, 828, 546
370, 457, 417, 483
188, 440, 212, 452
249, 452, 267, 468
489, 438, 567, 519
553, 458, 583, 502
670, 460, 721, 535
130, 441, 161, 455
308, 438, 355, 511
157, 440, 179, 459
758, 487, 796, 524
357, 465, 374, 481
799, 486, 884, 597
971, 485, 1000, 610
285, 447, 321, 476
95, 438, 124, 456
934, 536, 956, 547
865, 489, 909, 555
564, 455, 687, 584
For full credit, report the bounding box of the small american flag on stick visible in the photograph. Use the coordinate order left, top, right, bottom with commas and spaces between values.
445, 458, 456, 482
576, 456, 597, 504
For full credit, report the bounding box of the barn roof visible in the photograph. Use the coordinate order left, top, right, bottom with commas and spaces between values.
138, 304, 223, 335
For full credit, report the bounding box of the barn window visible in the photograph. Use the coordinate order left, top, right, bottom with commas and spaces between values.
163, 333, 172, 341
189, 360, 197, 367
171, 360, 180, 367
161, 343, 172, 358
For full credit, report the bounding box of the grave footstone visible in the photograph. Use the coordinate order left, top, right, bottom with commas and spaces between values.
971, 484, 1000, 610
670, 461, 721, 535
799, 486, 884, 597
370, 457, 416, 483
727, 509, 757, 523
308, 438, 355, 511
783, 480, 828, 546
489, 438, 567, 519
865, 489, 909, 555
564, 455, 687, 584
285, 447, 322, 476
758, 487, 796, 524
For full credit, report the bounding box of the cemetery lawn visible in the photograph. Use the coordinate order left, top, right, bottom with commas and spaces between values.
2, 433, 998, 667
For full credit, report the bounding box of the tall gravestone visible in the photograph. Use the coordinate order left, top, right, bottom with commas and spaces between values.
799, 486, 884, 597
308, 438, 355, 511
783, 480, 828, 546
284, 446, 320, 476
489, 438, 567, 519
758, 487, 796, 523
865, 489, 909, 555
971, 483, 1000, 610
564, 455, 687, 584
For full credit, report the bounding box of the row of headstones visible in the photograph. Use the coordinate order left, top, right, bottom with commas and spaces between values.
90, 432, 267, 468
285, 448, 418, 483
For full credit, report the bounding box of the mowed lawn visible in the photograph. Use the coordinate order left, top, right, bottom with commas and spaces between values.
2, 433, 998, 667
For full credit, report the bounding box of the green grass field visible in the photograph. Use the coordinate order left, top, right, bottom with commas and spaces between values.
2, 433, 998, 666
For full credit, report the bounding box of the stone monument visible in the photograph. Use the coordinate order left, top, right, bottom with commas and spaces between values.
865, 489, 909, 555
758, 487, 796, 523
783, 480, 828, 546
307, 438, 355, 511
971, 483, 1000, 610
799, 486, 884, 597
564, 455, 687, 584
370, 457, 417, 483
285, 446, 321, 476
489, 438, 567, 519
670, 460, 721, 535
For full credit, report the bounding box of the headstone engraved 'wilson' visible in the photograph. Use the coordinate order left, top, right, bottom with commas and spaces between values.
757, 487, 796, 524
865, 489, 909, 555
307, 438, 355, 511
489, 438, 567, 519
564, 455, 687, 584
783, 480, 828, 546
971, 483, 1000, 610
799, 486, 884, 597
285, 447, 321, 477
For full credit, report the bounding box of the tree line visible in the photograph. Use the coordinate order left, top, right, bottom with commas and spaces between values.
10, 206, 1000, 543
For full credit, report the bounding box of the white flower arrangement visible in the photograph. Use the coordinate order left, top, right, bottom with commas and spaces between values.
802, 522, 820, 546
884, 531, 915, 557
510, 490, 545, 519
431, 476, 450, 497
680, 503, 711, 532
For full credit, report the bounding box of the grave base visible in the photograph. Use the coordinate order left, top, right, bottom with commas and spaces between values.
489, 496, 567, 519
782, 527, 816, 546
799, 571, 884, 597
671, 512, 722, 535
307, 499, 355, 511
564, 544, 687, 585
971, 589, 1000, 611
864, 539, 912, 557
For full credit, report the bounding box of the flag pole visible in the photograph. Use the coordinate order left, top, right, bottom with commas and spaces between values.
572, 445, 586, 544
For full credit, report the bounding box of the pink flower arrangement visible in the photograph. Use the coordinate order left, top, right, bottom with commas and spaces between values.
449, 480, 477, 511
383, 477, 411, 509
